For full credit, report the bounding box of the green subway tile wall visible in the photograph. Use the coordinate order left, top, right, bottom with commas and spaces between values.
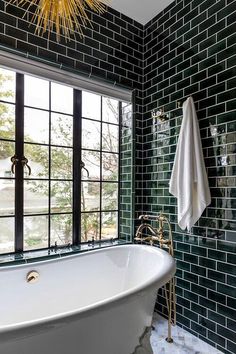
143, 1, 236, 353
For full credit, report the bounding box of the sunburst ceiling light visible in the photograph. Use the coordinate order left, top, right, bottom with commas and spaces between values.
8, 0, 109, 40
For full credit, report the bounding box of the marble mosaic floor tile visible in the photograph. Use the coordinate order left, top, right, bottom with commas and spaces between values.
151, 314, 223, 354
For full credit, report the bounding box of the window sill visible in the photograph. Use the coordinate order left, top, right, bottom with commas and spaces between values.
0, 239, 132, 267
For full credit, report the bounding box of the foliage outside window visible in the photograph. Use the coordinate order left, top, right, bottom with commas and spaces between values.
0, 67, 123, 254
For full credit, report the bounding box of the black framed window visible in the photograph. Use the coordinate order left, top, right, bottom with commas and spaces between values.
0, 67, 122, 254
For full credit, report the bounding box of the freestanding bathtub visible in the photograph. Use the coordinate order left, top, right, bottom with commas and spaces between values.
0, 244, 175, 354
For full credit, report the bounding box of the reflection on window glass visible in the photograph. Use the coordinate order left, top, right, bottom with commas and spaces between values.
24, 215, 48, 250
0, 103, 15, 140
102, 97, 119, 124
102, 153, 118, 181
102, 123, 119, 152
51, 82, 73, 114
24, 144, 49, 179
50, 214, 72, 246
51, 147, 73, 180
102, 183, 118, 211
0, 68, 15, 103
51, 181, 72, 213
81, 182, 100, 212
101, 212, 117, 240
0, 179, 14, 216
82, 150, 100, 180
24, 180, 49, 215
25, 75, 49, 109
82, 119, 100, 150
81, 212, 100, 242
0, 141, 15, 178
51, 113, 73, 147
82, 91, 101, 120
0, 217, 14, 254
24, 108, 49, 144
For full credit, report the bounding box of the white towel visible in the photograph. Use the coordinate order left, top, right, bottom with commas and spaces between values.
169, 96, 211, 231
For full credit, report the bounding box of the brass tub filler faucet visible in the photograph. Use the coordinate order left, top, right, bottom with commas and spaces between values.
134, 213, 176, 343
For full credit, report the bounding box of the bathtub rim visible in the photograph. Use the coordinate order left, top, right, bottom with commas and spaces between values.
0, 244, 176, 333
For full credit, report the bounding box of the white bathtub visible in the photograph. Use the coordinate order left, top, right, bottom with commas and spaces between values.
0, 244, 175, 354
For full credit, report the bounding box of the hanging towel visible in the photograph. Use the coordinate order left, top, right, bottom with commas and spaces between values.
169, 96, 211, 231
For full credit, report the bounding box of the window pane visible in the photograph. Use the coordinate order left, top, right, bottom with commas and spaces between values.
82, 150, 100, 180
102, 97, 119, 124
82, 119, 101, 150
0, 103, 15, 140
81, 212, 100, 242
102, 153, 118, 181
82, 91, 101, 120
51, 181, 72, 213
51, 82, 73, 114
102, 123, 119, 152
51, 147, 73, 179
24, 144, 49, 179
24, 180, 49, 215
0, 217, 14, 254
50, 214, 72, 246
102, 183, 118, 211
101, 212, 118, 240
24, 215, 48, 250
0, 180, 14, 216
51, 113, 73, 147
0, 141, 15, 177
24, 108, 49, 144
0, 68, 15, 103
25, 75, 49, 109
81, 182, 100, 212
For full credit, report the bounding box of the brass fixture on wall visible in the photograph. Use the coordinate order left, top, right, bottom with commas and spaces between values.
151, 108, 168, 122
134, 213, 176, 343
7, 0, 109, 40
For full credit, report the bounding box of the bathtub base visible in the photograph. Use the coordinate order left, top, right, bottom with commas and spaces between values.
1, 288, 156, 354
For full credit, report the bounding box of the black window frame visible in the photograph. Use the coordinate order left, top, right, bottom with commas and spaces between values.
0, 69, 122, 254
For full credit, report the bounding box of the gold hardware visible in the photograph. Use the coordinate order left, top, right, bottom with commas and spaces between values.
21, 156, 31, 176
26, 271, 39, 284
177, 101, 182, 108
151, 108, 168, 122
135, 213, 176, 343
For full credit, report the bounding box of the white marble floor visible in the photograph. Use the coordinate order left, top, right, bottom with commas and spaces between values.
151, 314, 223, 354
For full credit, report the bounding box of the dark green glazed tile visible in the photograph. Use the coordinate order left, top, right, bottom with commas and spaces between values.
208, 331, 226, 348
208, 310, 226, 326
191, 303, 207, 317
199, 276, 217, 290
217, 262, 236, 276
208, 269, 226, 283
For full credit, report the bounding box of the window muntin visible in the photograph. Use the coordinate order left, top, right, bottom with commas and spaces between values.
0, 67, 123, 254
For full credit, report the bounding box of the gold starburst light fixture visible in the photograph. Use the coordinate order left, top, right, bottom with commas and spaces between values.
8, 0, 109, 40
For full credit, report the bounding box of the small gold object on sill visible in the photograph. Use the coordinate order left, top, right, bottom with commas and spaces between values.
134, 213, 176, 344
26, 270, 39, 284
